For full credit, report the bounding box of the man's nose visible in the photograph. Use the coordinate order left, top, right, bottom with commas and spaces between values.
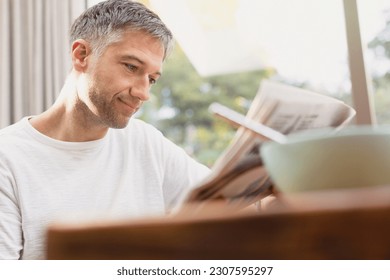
131, 76, 150, 101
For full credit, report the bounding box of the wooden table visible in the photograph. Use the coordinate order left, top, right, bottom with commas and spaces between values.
46, 185, 390, 259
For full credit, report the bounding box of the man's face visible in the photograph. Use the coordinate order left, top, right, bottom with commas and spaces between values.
78, 30, 164, 129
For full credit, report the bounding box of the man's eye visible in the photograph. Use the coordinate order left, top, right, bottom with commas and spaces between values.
125, 64, 137, 71
149, 77, 157, 85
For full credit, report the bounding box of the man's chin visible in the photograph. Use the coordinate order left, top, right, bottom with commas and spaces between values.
107, 116, 132, 129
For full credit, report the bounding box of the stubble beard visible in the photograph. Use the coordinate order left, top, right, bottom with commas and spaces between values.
76, 88, 132, 130
90, 89, 132, 129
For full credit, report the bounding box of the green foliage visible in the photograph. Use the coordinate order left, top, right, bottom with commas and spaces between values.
138, 44, 272, 166
368, 10, 390, 124
368, 16, 390, 60
370, 78, 390, 123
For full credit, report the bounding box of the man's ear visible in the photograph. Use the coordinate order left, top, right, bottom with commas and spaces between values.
71, 39, 91, 72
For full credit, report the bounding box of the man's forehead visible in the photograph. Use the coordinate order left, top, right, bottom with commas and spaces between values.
103, 32, 164, 67
117, 30, 163, 50
110, 31, 164, 57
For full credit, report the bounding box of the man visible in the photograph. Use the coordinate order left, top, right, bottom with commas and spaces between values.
0, 0, 210, 259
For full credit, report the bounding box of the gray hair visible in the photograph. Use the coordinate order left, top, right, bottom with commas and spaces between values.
69, 0, 174, 59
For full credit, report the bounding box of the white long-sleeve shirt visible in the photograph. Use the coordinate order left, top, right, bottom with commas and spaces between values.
0, 117, 210, 259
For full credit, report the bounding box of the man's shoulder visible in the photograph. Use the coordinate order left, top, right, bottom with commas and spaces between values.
0, 120, 29, 156
0, 118, 31, 151
0, 118, 27, 139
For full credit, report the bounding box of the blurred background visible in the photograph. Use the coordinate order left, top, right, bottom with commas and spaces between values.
2, 0, 390, 166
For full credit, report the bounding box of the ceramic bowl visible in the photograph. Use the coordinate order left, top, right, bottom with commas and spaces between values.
260, 126, 390, 193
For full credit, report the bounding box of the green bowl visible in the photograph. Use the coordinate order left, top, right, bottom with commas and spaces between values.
260, 126, 390, 193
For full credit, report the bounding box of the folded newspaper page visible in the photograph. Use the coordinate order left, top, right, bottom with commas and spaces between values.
181, 80, 356, 209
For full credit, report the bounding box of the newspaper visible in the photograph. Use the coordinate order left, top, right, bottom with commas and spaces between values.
181, 80, 356, 209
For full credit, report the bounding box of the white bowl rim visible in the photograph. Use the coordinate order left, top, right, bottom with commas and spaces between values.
263, 125, 390, 147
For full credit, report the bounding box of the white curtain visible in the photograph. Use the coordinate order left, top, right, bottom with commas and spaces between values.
0, 0, 86, 128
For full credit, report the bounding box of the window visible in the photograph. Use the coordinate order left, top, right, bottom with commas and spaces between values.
358, 0, 390, 124
148, 0, 353, 164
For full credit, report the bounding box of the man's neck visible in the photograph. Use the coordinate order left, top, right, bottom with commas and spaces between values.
29, 73, 109, 142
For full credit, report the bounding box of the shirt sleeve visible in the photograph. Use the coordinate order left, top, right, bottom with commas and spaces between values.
0, 159, 23, 259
